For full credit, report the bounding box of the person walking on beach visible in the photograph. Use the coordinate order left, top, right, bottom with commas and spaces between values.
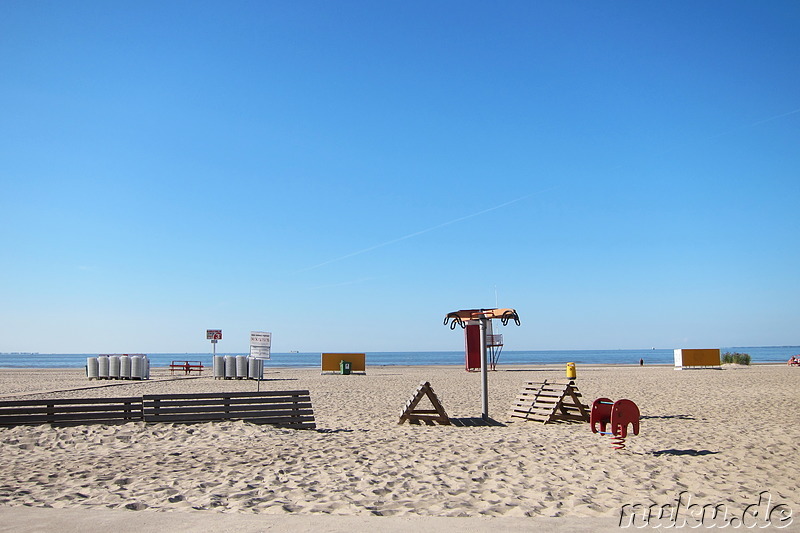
639, 358, 644, 366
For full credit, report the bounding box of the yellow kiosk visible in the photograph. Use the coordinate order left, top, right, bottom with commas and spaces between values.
321, 353, 366, 374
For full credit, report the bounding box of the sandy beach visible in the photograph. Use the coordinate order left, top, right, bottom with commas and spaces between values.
0, 364, 798, 531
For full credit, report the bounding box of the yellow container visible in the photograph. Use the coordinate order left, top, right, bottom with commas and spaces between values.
566, 362, 576, 379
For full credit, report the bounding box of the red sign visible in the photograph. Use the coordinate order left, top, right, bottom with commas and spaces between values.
206, 329, 222, 340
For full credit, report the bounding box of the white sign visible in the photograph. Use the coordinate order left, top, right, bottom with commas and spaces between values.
250, 331, 271, 347
250, 331, 271, 360
206, 329, 222, 340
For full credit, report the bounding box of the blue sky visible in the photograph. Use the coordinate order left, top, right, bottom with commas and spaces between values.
1, 1, 798, 354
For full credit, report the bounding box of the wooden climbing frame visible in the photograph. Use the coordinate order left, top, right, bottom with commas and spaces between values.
508, 379, 590, 423
399, 381, 450, 425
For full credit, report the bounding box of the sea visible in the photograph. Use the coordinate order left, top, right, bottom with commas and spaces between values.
0, 346, 797, 369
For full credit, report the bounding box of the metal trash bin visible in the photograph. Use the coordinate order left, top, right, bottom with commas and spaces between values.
340, 360, 352, 375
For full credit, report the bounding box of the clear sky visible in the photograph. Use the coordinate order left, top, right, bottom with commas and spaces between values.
1, 1, 798, 354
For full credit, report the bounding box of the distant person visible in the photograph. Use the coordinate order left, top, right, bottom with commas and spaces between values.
639, 358, 644, 366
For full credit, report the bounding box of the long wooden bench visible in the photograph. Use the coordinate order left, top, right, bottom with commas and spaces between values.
0, 397, 143, 426
169, 360, 205, 375
142, 391, 316, 429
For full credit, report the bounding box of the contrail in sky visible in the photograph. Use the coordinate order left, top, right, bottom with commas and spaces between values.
298, 190, 553, 273
608, 106, 800, 170
747, 107, 800, 127
298, 105, 799, 274
707, 107, 800, 141
307, 277, 379, 290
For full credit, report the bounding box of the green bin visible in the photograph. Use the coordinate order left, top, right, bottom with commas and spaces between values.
340, 360, 352, 375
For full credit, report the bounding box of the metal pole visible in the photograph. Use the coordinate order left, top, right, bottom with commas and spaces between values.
479, 317, 489, 420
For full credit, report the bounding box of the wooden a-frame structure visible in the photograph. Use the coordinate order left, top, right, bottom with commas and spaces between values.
509, 379, 590, 423
399, 381, 450, 425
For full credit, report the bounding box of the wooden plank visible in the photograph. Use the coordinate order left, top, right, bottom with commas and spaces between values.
143, 410, 315, 421
143, 408, 315, 418
144, 412, 315, 424
514, 396, 561, 405
142, 405, 314, 415
0, 404, 142, 415
520, 391, 564, 398
143, 407, 314, 421
510, 408, 552, 416
48, 419, 141, 427
510, 414, 549, 422
0, 397, 141, 408
142, 391, 311, 400
142, 407, 314, 420
510, 408, 551, 417
143, 401, 312, 413
246, 414, 316, 423
511, 404, 558, 413
0, 397, 144, 426
142, 398, 310, 409
509, 408, 547, 416
0, 411, 143, 425
0, 416, 140, 426
510, 403, 554, 411
0, 405, 142, 418
534, 389, 570, 394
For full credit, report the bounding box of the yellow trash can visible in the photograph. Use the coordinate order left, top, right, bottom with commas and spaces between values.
566, 362, 576, 379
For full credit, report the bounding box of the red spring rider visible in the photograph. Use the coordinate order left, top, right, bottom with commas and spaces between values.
591, 398, 640, 450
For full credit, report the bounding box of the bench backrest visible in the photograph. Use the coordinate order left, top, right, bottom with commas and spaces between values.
142, 391, 316, 429
0, 397, 143, 426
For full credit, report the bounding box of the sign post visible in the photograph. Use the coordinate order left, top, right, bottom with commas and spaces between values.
206, 329, 222, 357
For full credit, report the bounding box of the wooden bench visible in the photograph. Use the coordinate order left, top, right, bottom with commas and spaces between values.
0, 397, 143, 426
169, 360, 204, 375
142, 391, 316, 429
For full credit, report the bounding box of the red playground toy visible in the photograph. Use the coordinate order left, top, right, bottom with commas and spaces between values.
590, 398, 640, 450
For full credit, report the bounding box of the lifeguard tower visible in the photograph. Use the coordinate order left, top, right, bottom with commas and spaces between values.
444, 308, 520, 420
464, 320, 505, 371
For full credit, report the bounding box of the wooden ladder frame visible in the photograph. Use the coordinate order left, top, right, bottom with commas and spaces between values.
509, 379, 590, 423
399, 381, 450, 425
